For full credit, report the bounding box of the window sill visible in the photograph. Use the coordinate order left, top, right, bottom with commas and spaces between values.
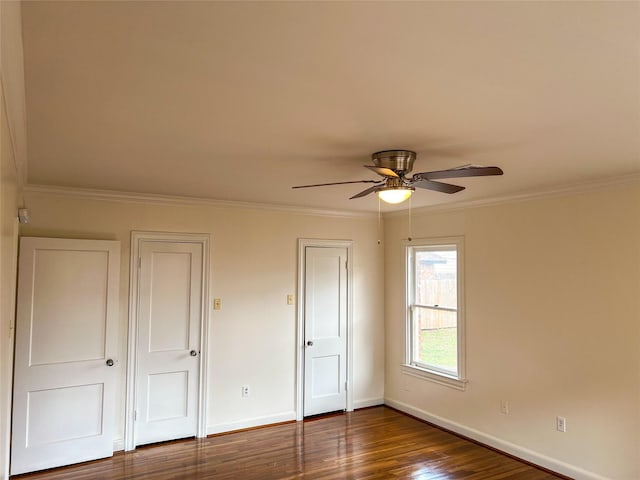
401, 364, 468, 391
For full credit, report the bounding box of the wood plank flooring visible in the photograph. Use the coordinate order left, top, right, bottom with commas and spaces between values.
13, 406, 566, 479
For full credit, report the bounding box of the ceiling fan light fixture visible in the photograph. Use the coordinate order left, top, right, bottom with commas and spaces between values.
292, 149, 503, 202
377, 187, 414, 204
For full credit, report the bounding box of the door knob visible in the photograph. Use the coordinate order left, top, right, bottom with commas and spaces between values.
306, 341, 314, 347
190, 350, 198, 357
106, 359, 114, 366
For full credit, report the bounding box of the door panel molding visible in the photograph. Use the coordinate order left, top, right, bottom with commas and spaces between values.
296, 239, 353, 421
125, 232, 210, 451
11, 237, 120, 475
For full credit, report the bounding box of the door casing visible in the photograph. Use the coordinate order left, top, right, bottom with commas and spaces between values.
125, 231, 210, 451
296, 238, 353, 420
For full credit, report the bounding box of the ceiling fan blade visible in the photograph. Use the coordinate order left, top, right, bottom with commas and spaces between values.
292, 180, 380, 189
349, 184, 382, 199
412, 179, 465, 194
413, 166, 503, 181
363, 165, 399, 178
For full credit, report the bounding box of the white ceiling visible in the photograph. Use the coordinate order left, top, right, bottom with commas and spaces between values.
20, 1, 640, 212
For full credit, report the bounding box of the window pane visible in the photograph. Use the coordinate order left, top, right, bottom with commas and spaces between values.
415, 249, 457, 308
413, 307, 457, 374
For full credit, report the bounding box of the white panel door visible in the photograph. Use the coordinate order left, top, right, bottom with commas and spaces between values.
303, 246, 347, 416
11, 237, 120, 475
135, 241, 202, 446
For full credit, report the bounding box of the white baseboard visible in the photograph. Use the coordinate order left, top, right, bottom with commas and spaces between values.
113, 437, 124, 452
207, 410, 297, 436
353, 397, 384, 410
384, 398, 609, 480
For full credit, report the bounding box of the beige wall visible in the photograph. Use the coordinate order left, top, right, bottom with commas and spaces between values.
383, 182, 640, 480
0, 1, 25, 478
19, 191, 385, 442
0, 85, 20, 480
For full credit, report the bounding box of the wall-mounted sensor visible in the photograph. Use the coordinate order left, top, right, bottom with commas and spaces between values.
17, 208, 30, 224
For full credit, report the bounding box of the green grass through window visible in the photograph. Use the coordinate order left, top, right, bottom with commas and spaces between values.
419, 327, 457, 372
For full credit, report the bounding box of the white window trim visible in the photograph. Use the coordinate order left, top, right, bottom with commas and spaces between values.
404, 236, 467, 391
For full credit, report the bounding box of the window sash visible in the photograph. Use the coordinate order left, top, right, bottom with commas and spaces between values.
412, 303, 457, 312
409, 305, 459, 376
406, 238, 465, 383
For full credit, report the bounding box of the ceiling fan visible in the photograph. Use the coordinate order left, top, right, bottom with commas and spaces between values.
292, 150, 503, 204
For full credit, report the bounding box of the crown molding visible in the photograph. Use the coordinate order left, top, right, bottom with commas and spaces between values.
21, 172, 640, 221
22, 184, 376, 219
383, 173, 640, 218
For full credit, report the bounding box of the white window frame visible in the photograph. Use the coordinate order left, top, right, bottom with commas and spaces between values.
402, 236, 467, 391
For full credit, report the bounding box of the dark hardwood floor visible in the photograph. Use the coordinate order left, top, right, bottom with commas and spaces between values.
13, 406, 566, 479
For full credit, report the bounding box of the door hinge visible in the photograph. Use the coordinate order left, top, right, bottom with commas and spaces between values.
138, 257, 141, 269
134, 410, 137, 421
345, 381, 348, 391
345, 260, 348, 270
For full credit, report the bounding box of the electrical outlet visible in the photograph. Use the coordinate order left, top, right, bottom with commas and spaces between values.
556, 416, 567, 432
242, 385, 250, 398
500, 400, 509, 415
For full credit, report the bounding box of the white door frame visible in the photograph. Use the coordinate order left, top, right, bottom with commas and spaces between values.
124, 231, 210, 451
296, 238, 353, 421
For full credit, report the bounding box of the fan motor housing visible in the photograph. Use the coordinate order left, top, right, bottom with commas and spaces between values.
372, 150, 416, 173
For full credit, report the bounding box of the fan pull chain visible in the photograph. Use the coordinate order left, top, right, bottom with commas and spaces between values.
408, 195, 413, 242
377, 196, 382, 245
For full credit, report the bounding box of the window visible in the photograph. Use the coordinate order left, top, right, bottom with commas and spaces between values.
404, 237, 467, 390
